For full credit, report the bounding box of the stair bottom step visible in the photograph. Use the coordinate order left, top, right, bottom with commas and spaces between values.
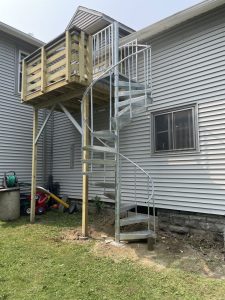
120, 214, 151, 226
121, 203, 137, 213
119, 230, 156, 241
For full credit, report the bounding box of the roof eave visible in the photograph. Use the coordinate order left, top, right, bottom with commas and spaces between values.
66, 5, 135, 34
0, 21, 44, 47
121, 0, 225, 44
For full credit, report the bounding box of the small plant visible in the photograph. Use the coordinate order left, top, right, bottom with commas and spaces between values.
93, 195, 104, 214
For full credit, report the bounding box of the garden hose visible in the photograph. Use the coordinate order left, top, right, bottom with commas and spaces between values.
4, 172, 18, 188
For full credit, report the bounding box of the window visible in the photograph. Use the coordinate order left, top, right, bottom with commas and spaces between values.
153, 107, 196, 153
18, 51, 28, 93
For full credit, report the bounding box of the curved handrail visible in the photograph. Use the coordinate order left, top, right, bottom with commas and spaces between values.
84, 121, 154, 202
82, 44, 151, 100
81, 44, 154, 210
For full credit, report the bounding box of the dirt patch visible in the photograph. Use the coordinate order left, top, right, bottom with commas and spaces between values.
61, 210, 225, 278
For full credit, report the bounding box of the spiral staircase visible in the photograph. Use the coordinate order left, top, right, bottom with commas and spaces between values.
82, 23, 156, 243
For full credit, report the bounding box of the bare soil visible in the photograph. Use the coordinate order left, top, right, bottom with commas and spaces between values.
62, 210, 225, 279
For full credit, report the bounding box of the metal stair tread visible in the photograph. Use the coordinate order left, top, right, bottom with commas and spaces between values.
83, 145, 116, 153
111, 115, 131, 130
118, 94, 152, 109
104, 192, 115, 200
119, 230, 156, 241
82, 159, 116, 166
119, 81, 145, 89
84, 171, 115, 177
121, 203, 137, 213
118, 88, 151, 98
92, 130, 116, 141
91, 181, 115, 188
120, 214, 151, 226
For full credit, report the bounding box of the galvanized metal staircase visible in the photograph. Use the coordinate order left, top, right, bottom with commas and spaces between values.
82, 23, 156, 243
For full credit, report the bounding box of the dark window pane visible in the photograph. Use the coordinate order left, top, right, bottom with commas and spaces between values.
155, 114, 170, 151
173, 109, 194, 149
156, 132, 169, 150
155, 114, 168, 132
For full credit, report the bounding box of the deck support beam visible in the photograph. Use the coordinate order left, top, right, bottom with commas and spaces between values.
35, 105, 55, 145
30, 107, 38, 223
59, 103, 83, 135
82, 95, 89, 237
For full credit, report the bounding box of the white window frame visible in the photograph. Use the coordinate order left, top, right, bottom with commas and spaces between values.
152, 105, 198, 154
18, 50, 29, 94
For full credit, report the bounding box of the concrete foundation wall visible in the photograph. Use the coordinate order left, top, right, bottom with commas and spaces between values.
158, 208, 225, 237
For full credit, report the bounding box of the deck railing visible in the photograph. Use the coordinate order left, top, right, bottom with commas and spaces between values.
22, 27, 92, 102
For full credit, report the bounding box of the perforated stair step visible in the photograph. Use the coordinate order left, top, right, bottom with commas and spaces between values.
120, 214, 151, 226
120, 203, 137, 213
91, 181, 115, 188
83, 171, 115, 177
82, 159, 116, 166
83, 145, 116, 154
118, 88, 151, 98
118, 81, 145, 89
104, 192, 115, 200
119, 230, 156, 241
92, 130, 116, 141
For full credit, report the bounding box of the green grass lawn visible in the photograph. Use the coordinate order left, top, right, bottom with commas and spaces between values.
1, 212, 225, 300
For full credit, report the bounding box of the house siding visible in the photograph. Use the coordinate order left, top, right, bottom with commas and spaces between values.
120, 5, 225, 215
0, 34, 44, 185
52, 5, 225, 215
52, 111, 82, 197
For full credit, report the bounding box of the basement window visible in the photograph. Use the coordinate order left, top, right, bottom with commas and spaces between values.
18, 51, 28, 93
153, 107, 196, 153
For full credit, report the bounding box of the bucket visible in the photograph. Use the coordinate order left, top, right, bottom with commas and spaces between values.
0, 187, 20, 221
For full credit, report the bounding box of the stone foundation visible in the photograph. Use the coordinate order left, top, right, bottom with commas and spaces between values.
158, 209, 225, 238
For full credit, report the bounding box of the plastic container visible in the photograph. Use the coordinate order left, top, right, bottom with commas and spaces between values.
0, 187, 20, 221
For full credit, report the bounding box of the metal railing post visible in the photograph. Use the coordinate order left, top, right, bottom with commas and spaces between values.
114, 21, 120, 243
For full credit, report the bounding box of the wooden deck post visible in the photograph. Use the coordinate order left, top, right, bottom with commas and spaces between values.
30, 107, 38, 223
79, 31, 85, 83
65, 30, 72, 83
82, 95, 89, 237
41, 46, 46, 93
21, 59, 27, 101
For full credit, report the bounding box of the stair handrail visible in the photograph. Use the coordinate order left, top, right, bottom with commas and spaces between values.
82, 44, 151, 100
84, 121, 154, 201
81, 44, 155, 225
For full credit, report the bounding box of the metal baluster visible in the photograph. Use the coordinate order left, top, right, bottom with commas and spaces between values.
124, 47, 127, 76
128, 57, 132, 119
136, 40, 138, 81
111, 24, 114, 68
90, 87, 93, 172
149, 48, 153, 99
92, 36, 94, 73
104, 28, 107, 70
108, 27, 110, 68
114, 21, 120, 242
152, 176, 156, 235
97, 33, 100, 72
131, 41, 134, 80
109, 71, 112, 132
103, 152, 106, 195
147, 177, 150, 231
144, 50, 147, 107
135, 166, 137, 215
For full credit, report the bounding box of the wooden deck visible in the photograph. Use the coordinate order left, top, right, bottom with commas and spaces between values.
21, 26, 109, 112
